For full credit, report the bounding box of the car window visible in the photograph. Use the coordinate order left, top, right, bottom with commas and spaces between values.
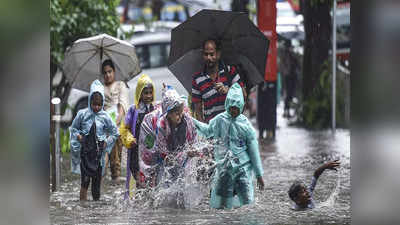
135, 42, 171, 69
135, 45, 150, 69
166, 43, 170, 57
149, 44, 165, 68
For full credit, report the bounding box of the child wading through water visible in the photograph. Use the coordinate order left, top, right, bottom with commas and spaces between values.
119, 74, 156, 199
139, 84, 198, 188
288, 160, 341, 210
154, 84, 198, 183
194, 83, 265, 209
70, 80, 119, 201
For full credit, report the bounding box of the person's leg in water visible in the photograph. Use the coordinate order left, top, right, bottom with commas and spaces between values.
285, 76, 296, 118
259, 128, 265, 139
130, 146, 141, 188
80, 171, 90, 201
283, 76, 291, 117
215, 168, 234, 209
110, 139, 122, 182
220, 196, 228, 209
284, 95, 290, 118
234, 168, 252, 206
91, 166, 102, 201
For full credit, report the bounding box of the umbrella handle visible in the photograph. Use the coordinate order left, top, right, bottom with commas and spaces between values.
99, 47, 104, 76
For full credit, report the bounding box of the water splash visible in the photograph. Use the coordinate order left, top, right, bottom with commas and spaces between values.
127, 137, 217, 209
319, 167, 342, 209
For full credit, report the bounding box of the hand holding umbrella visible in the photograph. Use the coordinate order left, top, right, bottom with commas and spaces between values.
168, 9, 270, 93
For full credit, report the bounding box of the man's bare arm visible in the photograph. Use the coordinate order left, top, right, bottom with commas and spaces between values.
241, 86, 247, 100
194, 102, 204, 122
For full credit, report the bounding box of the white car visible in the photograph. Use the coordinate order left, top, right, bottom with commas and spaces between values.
61, 31, 187, 125
117, 20, 180, 39
276, 1, 304, 33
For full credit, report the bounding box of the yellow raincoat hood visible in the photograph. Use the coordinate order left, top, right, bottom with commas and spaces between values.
134, 74, 155, 108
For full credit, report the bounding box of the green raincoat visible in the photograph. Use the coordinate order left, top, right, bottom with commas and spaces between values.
194, 83, 264, 209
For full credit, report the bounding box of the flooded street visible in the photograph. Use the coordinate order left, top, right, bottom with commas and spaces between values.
50, 103, 350, 225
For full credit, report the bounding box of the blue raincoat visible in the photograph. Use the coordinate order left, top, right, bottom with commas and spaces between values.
194, 83, 264, 209
70, 80, 119, 175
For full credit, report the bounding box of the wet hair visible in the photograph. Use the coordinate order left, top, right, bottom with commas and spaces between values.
168, 102, 184, 114
102, 59, 115, 73
144, 83, 153, 89
288, 180, 304, 201
203, 38, 222, 51
91, 92, 103, 103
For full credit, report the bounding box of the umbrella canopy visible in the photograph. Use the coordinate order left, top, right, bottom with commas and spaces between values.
63, 34, 141, 92
168, 9, 269, 93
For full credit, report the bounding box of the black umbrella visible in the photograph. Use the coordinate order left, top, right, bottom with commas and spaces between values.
168, 9, 270, 93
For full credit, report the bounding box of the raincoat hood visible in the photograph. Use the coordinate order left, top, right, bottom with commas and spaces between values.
225, 82, 244, 115
88, 79, 105, 113
161, 85, 184, 114
134, 74, 155, 108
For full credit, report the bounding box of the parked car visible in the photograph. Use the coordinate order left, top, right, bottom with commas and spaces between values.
60, 31, 187, 125
276, 1, 304, 34
127, 31, 187, 104
117, 20, 180, 39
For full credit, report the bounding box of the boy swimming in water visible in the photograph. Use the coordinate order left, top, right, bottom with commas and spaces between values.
288, 160, 341, 210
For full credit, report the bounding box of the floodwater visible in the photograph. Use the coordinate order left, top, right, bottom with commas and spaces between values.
50, 104, 350, 225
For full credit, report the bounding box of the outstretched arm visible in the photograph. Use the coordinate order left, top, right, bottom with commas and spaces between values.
192, 117, 216, 139
314, 160, 341, 180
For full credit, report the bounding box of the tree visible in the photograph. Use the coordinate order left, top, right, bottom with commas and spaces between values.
301, 0, 331, 100
50, 0, 120, 112
298, 0, 332, 128
298, 0, 350, 129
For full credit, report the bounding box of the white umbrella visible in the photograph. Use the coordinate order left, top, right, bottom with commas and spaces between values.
63, 33, 141, 92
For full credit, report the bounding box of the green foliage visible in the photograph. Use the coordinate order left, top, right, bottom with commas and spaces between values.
60, 128, 70, 154
300, 61, 331, 128
297, 61, 347, 129
50, 0, 121, 66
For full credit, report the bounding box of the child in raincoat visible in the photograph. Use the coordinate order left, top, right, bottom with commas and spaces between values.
70, 80, 119, 201
139, 84, 198, 187
119, 74, 157, 198
193, 82, 265, 209
137, 102, 163, 187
